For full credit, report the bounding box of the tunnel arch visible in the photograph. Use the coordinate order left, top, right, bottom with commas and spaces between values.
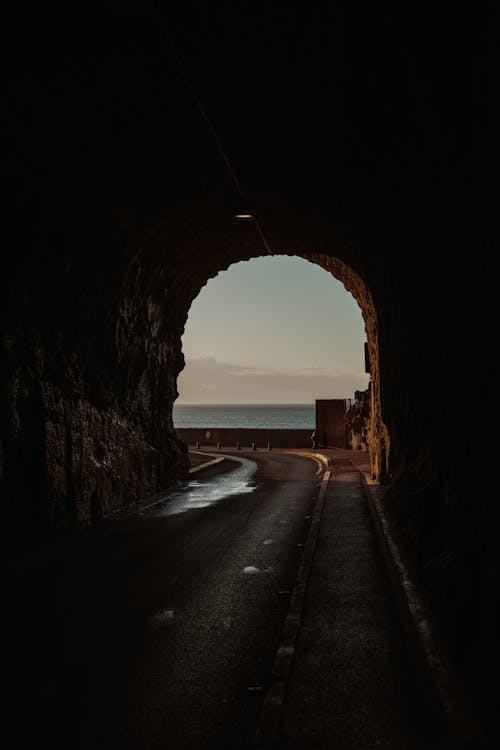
172, 246, 388, 481
114, 197, 394, 495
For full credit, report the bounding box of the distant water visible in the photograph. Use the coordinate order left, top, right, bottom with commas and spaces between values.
173, 404, 315, 429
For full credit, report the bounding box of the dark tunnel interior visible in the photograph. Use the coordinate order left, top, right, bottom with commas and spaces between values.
1, 4, 496, 744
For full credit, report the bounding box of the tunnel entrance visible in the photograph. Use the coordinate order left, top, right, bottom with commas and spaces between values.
173, 254, 371, 453
176, 255, 368, 403
1, 225, 391, 556
167, 240, 389, 483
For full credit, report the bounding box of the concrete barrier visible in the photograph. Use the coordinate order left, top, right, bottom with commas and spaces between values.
176, 427, 313, 449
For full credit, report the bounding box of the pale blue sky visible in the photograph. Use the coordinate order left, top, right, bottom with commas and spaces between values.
177, 255, 370, 404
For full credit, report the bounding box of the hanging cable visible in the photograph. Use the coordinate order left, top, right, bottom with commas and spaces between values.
156, 13, 244, 198
254, 219, 274, 256
155, 11, 274, 255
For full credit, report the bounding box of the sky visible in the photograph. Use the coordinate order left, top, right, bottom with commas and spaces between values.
177, 256, 370, 404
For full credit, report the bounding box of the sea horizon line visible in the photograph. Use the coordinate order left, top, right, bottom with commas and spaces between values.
174, 402, 317, 406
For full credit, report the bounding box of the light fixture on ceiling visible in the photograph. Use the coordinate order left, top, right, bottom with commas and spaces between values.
234, 211, 274, 256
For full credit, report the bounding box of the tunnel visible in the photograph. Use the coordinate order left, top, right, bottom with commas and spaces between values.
1, 5, 495, 744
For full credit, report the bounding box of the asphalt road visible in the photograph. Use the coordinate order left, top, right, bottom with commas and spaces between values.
1, 451, 321, 750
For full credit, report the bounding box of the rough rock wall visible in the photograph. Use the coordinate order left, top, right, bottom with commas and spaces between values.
0, 227, 191, 557
345, 387, 371, 451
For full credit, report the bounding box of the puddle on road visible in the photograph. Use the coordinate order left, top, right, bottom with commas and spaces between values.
147, 608, 176, 633
242, 566, 260, 575
147, 456, 258, 518
242, 565, 274, 575
153, 608, 175, 623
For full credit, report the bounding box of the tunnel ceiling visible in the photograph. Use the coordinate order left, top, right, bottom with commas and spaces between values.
6, 6, 487, 261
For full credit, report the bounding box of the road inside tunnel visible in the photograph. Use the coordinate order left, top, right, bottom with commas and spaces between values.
0, 448, 474, 749
0, 451, 321, 750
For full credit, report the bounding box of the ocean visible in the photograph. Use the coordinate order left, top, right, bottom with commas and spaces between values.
173, 404, 315, 430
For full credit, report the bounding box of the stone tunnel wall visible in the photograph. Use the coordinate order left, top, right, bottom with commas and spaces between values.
0, 233, 191, 556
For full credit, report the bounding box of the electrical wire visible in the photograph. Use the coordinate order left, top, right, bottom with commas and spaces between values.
155, 10, 274, 255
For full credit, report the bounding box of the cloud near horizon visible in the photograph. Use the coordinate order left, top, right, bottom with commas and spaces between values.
176, 357, 370, 404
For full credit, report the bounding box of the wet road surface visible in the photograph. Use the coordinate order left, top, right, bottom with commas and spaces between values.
2, 450, 480, 749
1, 451, 321, 750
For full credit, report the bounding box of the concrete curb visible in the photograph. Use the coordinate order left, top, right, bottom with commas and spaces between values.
189, 447, 331, 476
272, 449, 331, 475
188, 453, 226, 474
359, 471, 488, 749
253, 469, 331, 748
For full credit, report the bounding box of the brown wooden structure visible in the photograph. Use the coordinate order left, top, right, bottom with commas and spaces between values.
315, 399, 346, 448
